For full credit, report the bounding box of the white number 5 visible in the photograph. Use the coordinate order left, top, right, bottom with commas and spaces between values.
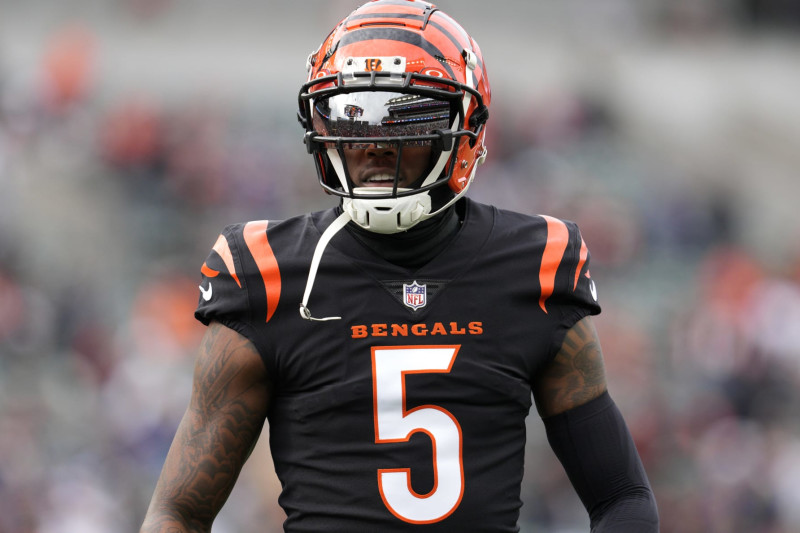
371, 345, 464, 524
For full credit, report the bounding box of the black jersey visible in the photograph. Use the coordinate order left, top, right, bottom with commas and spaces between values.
195, 198, 600, 532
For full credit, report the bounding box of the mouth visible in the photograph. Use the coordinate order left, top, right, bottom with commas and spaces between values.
359, 172, 399, 187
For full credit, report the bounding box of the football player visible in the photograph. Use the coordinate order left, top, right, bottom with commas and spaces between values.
141, 1, 659, 531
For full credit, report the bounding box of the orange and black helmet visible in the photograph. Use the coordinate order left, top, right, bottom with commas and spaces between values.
298, 0, 491, 233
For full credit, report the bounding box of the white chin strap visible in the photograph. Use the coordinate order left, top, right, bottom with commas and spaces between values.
342, 187, 430, 234
299, 210, 350, 322
341, 179, 472, 234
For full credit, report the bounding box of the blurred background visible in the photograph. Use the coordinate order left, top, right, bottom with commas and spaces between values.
1, 0, 800, 531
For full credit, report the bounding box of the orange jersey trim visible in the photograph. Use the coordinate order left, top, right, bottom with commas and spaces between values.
538, 216, 570, 314
573, 237, 589, 290
243, 220, 281, 323
200, 262, 219, 278
207, 234, 241, 288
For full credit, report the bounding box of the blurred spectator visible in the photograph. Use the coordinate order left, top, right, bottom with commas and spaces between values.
100, 96, 164, 176
40, 25, 96, 114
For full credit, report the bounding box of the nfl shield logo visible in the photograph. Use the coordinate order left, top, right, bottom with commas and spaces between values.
403, 281, 427, 310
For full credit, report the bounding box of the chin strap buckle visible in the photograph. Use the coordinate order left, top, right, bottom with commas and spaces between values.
299, 304, 340, 322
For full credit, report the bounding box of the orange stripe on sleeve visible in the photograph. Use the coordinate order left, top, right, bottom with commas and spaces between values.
201, 262, 219, 278
243, 221, 281, 323
538, 216, 570, 314
211, 234, 241, 288
573, 237, 589, 291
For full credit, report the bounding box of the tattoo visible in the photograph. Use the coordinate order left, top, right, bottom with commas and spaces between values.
141, 322, 269, 533
534, 316, 607, 417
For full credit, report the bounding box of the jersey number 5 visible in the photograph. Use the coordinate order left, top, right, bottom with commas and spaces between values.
372, 345, 464, 524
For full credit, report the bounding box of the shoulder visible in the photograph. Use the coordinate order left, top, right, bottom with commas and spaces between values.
195, 209, 337, 327
215, 211, 324, 250
466, 199, 583, 241
467, 200, 588, 268
466, 200, 600, 315
206, 208, 337, 275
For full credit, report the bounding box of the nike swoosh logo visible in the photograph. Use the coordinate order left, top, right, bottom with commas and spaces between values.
589, 279, 598, 302
199, 282, 213, 301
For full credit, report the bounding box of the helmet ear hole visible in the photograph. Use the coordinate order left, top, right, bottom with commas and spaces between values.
468, 105, 490, 130
468, 106, 489, 148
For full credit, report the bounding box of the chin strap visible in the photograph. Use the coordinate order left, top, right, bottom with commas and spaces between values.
299, 211, 351, 321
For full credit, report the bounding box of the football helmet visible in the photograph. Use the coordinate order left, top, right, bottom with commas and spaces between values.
298, 0, 491, 234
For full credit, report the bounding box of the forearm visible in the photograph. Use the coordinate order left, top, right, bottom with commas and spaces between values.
140, 485, 214, 532
141, 322, 270, 533
140, 410, 230, 533
543, 391, 659, 532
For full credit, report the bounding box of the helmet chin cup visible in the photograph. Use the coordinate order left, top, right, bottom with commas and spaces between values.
342, 187, 432, 234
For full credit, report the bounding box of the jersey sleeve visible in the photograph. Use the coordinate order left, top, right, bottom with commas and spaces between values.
194, 223, 255, 339
194, 220, 284, 379
532, 215, 602, 364
536, 215, 601, 325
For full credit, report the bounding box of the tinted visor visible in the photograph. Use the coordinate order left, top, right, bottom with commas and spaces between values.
312, 92, 453, 147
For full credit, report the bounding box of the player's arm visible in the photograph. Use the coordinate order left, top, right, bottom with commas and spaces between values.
533, 316, 659, 532
140, 321, 271, 533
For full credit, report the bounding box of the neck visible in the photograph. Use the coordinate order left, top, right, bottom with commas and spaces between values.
345, 205, 461, 269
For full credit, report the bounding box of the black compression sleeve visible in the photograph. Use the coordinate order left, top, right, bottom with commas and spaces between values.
543, 391, 659, 532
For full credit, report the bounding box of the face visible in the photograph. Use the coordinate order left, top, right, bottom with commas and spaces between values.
343, 144, 433, 189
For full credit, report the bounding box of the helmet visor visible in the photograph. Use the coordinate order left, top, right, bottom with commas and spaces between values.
312, 91, 453, 147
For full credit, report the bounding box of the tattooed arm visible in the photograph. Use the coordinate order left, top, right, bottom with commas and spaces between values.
140, 321, 271, 533
533, 316, 659, 532
534, 315, 607, 417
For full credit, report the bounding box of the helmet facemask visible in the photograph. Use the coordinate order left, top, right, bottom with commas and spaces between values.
299, 68, 486, 234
